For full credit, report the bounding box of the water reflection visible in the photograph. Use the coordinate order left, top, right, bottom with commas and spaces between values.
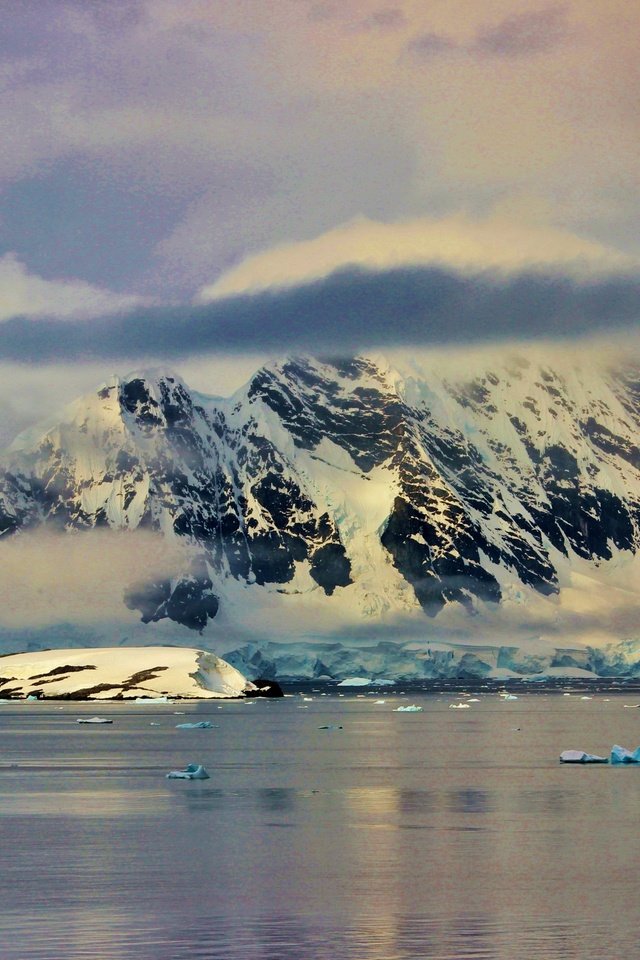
1, 694, 640, 958
447, 788, 489, 814
1, 912, 635, 960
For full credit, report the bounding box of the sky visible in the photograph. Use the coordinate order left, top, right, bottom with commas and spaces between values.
1, 0, 639, 444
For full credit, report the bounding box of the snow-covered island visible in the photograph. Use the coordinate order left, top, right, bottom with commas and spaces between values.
0, 647, 273, 700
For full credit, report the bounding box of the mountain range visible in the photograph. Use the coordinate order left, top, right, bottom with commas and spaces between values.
2, 349, 640, 678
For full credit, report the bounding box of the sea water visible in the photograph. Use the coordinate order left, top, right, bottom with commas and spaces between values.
1, 689, 639, 959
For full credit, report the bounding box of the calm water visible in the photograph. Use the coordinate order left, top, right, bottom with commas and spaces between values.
1, 689, 639, 959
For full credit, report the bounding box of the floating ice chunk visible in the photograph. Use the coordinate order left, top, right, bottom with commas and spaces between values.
560, 750, 608, 763
501, 694, 518, 701
337, 678, 371, 687
623, 704, 640, 709
468, 698, 481, 703
175, 721, 216, 729
374, 699, 386, 704
372, 679, 395, 686
77, 717, 113, 724
166, 763, 210, 780
580, 696, 592, 701
449, 703, 470, 709
394, 704, 423, 712
610, 745, 640, 764
136, 696, 171, 704
26, 695, 39, 701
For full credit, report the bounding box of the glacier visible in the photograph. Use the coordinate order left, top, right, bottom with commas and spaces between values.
2, 348, 640, 679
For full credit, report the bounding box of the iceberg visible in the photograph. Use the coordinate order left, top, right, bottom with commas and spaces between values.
77, 717, 113, 724
166, 763, 210, 780
175, 721, 216, 729
449, 703, 470, 709
136, 696, 171, 704
337, 678, 371, 687
394, 704, 423, 712
610, 744, 640, 764
559, 750, 608, 763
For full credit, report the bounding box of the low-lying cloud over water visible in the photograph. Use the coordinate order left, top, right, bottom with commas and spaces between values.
0, 530, 187, 630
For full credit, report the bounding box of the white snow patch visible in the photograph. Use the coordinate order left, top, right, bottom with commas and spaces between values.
0, 647, 252, 700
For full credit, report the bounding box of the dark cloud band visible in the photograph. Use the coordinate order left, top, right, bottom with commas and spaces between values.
1, 264, 639, 363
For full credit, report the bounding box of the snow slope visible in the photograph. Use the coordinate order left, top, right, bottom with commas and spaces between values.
2, 347, 640, 676
0, 647, 253, 700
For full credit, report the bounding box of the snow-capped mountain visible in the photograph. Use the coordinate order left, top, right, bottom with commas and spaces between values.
2, 349, 640, 677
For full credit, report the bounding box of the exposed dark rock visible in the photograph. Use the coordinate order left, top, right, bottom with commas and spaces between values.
29, 664, 96, 680
250, 678, 285, 698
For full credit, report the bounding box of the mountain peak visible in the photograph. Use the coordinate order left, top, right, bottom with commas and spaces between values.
2, 350, 640, 661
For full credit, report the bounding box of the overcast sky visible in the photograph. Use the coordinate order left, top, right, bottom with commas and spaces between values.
1, 0, 639, 444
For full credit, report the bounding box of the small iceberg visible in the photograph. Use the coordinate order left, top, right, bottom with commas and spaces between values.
166, 763, 210, 780
136, 696, 171, 704
500, 693, 518, 700
175, 721, 216, 729
560, 750, 608, 763
449, 703, 470, 709
610, 744, 640, 764
77, 717, 113, 724
337, 678, 371, 687
394, 704, 423, 712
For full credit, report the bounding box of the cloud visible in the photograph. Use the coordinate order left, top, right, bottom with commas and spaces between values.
403, 5, 573, 62
200, 214, 634, 299
403, 32, 458, 60
0, 261, 638, 364
0, 529, 188, 629
472, 4, 572, 58
0, 0, 638, 303
0, 253, 149, 321
353, 8, 407, 33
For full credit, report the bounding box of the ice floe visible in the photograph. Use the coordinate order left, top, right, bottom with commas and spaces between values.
610, 745, 640, 764
175, 721, 216, 729
166, 763, 210, 780
559, 750, 607, 763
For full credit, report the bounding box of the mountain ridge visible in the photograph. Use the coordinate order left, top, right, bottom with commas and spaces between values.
2, 349, 640, 676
